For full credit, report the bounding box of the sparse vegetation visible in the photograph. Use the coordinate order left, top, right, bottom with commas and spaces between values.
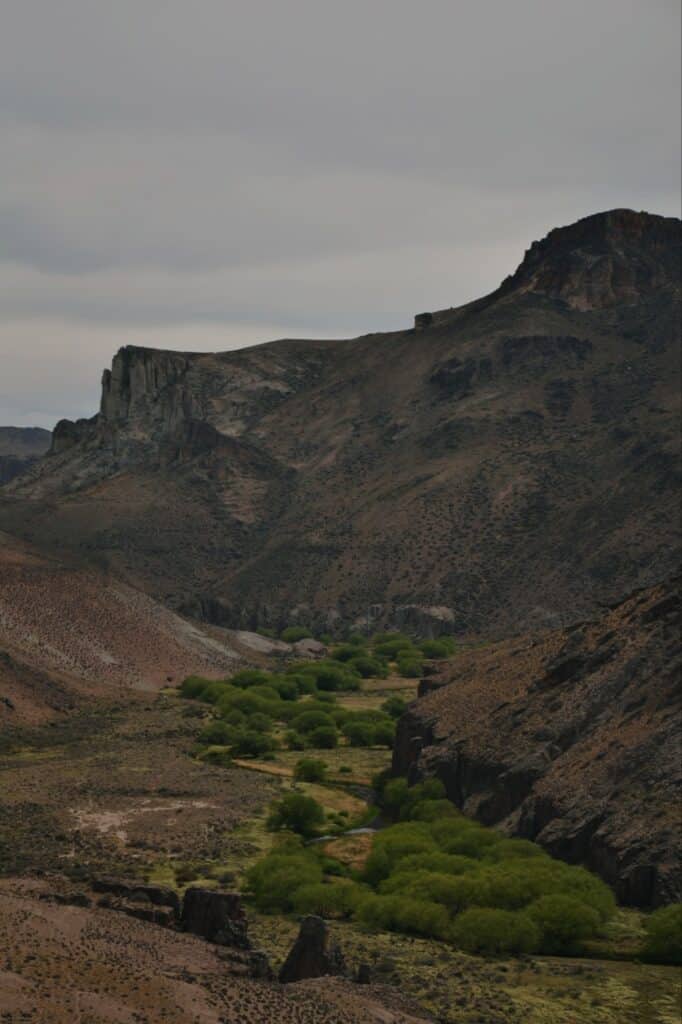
641, 903, 682, 964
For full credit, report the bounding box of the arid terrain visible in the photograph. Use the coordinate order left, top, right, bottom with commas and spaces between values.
0, 208, 680, 1023
3, 210, 680, 638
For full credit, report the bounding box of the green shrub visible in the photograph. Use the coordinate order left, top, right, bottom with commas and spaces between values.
247, 849, 322, 912
294, 758, 328, 783
409, 798, 459, 822
374, 638, 417, 659
392, 852, 478, 877
382, 696, 407, 719
382, 778, 409, 818
341, 710, 395, 747
372, 632, 413, 646
528, 895, 601, 953
450, 908, 540, 955
373, 720, 396, 747
419, 638, 456, 659
641, 904, 682, 964
308, 725, 339, 749
229, 729, 276, 757
285, 730, 306, 751
269, 677, 300, 701
222, 708, 246, 727
347, 655, 388, 679
281, 626, 313, 642
245, 712, 274, 733
293, 880, 362, 918
230, 669, 273, 688
314, 662, 361, 692
330, 643, 367, 662
196, 680, 232, 704
396, 658, 424, 678
342, 720, 377, 747
292, 709, 336, 734
267, 792, 325, 837
198, 720, 234, 745
358, 893, 450, 940
180, 675, 212, 698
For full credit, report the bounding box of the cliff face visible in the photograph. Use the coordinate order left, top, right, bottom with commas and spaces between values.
2, 209, 680, 637
393, 578, 681, 907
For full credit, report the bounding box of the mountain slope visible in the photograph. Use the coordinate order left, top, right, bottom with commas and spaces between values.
393, 577, 681, 907
3, 209, 680, 637
0, 426, 51, 485
0, 531, 249, 725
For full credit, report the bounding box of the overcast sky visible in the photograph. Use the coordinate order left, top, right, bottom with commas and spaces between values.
1, 0, 680, 428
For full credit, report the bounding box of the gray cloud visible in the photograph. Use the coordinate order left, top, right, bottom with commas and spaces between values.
1, 0, 680, 427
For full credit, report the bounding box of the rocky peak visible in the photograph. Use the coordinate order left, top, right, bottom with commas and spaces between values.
499, 208, 681, 310
100, 345, 196, 427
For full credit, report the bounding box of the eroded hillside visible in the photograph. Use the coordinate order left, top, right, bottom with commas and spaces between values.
3, 209, 680, 638
392, 578, 682, 907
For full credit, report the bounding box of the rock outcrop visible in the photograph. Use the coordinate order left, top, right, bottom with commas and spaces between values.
181, 887, 250, 948
278, 916, 346, 983
393, 577, 682, 907
92, 877, 181, 927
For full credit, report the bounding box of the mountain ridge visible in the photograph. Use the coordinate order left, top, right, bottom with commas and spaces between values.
2, 208, 680, 638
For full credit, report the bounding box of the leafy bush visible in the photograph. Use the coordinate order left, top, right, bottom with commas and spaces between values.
358, 893, 450, 940
180, 675, 212, 698
395, 655, 424, 678
527, 895, 601, 953
281, 626, 313, 642
419, 638, 456, 659
330, 643, 366, 662
267, 792, 326, 837
382, 778, 410, 818
198, 720, 235, 745
229, 729, 276, 757
269, 677, 300, 701
382, 696, 407, 719
285, 730, 306, 751
245, 712, 274, 733
230, 669, 273, 688
374, 638, 417, 659
341, 710, 395, 747
247, 848, 322, 911
450, 908, 540, 955
308, 725, 339, 749
294, 758, 328, 782
291, 709, 336, 735
641, 904, 682, 964
347, 654, 388, 679
342, 720, 376, 747
293, 880, 362, 918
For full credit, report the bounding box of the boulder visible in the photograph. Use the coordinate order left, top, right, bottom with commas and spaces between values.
291, 638, 327, 659
278, 915, 345, 983
181, 887, 250, 948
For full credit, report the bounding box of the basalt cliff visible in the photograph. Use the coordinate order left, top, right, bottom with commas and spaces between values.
3, 209, 680, 639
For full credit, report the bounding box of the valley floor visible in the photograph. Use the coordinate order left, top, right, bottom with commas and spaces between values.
0, 686, 680, 1024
